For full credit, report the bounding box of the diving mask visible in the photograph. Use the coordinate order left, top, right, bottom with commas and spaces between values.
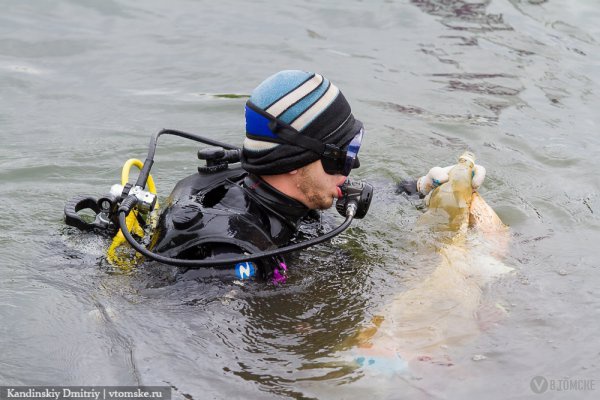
321, 127, 364, 176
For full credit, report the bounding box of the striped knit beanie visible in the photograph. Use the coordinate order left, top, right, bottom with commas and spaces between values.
242, 70, 363, 175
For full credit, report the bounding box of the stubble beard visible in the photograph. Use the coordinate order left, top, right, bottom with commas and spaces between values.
298, 168, 334, 210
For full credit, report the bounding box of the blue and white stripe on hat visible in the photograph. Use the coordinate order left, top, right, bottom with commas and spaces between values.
244, 70, 341, 152
264, 73, 324, 117
242, 69, 359, 176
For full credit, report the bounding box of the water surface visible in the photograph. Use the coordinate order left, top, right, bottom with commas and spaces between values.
1, 0, 599, 399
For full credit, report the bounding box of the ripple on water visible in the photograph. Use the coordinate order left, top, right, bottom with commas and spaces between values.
0, 38, 99, 58
370, 100, 500, 126
2, 0, 600, 397
411, 0, 513, 32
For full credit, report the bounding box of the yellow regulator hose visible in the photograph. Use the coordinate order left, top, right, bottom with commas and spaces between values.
107, 159, 159, 269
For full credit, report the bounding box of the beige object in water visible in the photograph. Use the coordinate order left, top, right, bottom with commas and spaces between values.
348, 152, 511, 370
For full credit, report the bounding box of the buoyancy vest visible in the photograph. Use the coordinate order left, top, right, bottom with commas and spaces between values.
149, 167, 310, 279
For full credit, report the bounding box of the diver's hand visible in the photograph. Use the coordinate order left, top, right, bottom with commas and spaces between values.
471, 164, 486, 190
417, 164, 486, 196
416, 165, 452, 196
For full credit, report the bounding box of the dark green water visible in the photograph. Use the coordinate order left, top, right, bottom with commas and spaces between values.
1, 0, 599, 398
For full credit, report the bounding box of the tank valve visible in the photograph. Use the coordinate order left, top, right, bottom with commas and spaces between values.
198, 147, 241, 173
128, 186, 157, 213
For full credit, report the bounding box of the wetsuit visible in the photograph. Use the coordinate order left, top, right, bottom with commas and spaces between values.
149, 167, 310, 282
397, 179, 422, 198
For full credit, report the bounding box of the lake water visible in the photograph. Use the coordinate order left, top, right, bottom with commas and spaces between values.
1, 0, 599, 399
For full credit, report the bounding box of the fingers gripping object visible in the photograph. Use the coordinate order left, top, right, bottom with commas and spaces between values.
417, 157, 486, 196
471, 164, 486, 190
416, 166, 451, 196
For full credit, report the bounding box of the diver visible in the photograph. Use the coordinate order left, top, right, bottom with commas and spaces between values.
65, 70, 370, 283
152, 70, 366, 282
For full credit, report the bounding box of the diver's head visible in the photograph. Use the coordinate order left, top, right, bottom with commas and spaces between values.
241, 70, 364, 209
242, 70, 363, 176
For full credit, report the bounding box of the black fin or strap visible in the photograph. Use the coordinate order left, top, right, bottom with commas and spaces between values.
64, 195, 101, 231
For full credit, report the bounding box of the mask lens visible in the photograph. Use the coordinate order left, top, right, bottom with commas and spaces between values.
342, 128, 364, 176
321, 156, 343, 176
321, 128, 364, 176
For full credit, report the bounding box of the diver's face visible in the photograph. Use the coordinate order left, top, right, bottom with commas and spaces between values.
296, 159, 347, 210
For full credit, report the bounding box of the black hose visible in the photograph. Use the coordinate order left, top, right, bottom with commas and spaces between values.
118, 206, 354, 268
121, 128, 357, 267
135, 129, 241, 189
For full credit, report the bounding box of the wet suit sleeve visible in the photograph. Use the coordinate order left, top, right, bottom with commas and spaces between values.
396, 179, 424, 198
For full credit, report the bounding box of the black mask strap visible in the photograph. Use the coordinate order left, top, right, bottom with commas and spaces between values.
267, 119, 328, 155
